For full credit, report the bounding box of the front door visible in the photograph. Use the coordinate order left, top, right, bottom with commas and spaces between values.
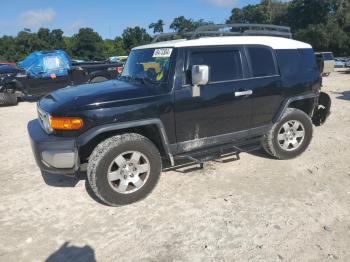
25, 75, 70, 96
174, 47, 253, 150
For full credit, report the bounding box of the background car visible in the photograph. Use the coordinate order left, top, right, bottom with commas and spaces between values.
334, 57, 347, 68
0, 61, 16, 65
108, 56, 128, 64
345, 59, 350, 68
0, 50, 123, 106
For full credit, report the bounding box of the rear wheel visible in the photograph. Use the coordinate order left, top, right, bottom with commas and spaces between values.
0, 92, 18, 106
90, 76, 108, 83
262, 108, 313, 159
87, 133, 162, 206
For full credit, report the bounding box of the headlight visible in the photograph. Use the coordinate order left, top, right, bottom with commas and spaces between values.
37, 106, 53, 134
50, 117, 84, 130
37, 106, 84, 133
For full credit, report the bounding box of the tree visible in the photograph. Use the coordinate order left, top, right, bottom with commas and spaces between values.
50, 29, 66, 50
227, 4, 267, 24
70, 28, 105, 60
225, 0, 350, 56
286, 0, 336, 30
149, 20, 165, 34
36, 28, 66, 51
0, 36, 16, 61
1, 0, 350, 61
170, 16, 212, 33
122, 27, 151, 53
170, 16, 196, 32
103, 37, 127, 57
113, 37, 127, 56
37, 28, 51, 50
15, 30, 41, 60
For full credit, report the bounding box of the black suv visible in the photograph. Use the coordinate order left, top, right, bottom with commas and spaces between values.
28, 28, 331, 206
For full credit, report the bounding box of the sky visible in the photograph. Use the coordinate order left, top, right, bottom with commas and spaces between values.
0, 0, 262, 39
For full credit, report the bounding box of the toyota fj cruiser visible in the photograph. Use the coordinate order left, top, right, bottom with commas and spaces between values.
28, 25, 331, 206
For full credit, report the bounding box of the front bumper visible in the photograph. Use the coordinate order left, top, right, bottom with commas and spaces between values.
28, 119, 79, 176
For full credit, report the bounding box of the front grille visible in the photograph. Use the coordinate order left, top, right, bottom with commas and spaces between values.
37, 106, 49, 131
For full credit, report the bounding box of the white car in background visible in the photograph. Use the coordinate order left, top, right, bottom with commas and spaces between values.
334, 57, 347, 68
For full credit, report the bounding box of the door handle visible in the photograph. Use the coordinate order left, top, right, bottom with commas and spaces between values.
235, 90, 253, 97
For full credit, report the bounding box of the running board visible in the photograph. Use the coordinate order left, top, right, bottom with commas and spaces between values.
171, 138, 262, 170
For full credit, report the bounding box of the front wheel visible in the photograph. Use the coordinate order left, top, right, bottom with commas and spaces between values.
262, 108, 313, 160
87, 133, 162, 206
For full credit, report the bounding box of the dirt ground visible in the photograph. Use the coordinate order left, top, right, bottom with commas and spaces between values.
0, 71, 349, 262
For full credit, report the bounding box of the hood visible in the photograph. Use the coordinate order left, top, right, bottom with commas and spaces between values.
0, 64, 24, 75
39, 80, 155, 113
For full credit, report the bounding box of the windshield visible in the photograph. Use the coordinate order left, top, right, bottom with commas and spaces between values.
121, 48, 173, 84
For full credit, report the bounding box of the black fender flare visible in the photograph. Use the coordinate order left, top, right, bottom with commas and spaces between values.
312, 92, 331, 126
76, 119, 174, 164
273, 92, 317, 123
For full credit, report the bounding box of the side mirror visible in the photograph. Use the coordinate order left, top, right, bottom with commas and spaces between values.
191, 65, 209, 97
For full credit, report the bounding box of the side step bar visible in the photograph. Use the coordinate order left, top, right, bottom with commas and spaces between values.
169, 138, 262, 170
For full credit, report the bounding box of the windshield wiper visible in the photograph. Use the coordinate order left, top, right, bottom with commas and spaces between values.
133, 77, 148, 85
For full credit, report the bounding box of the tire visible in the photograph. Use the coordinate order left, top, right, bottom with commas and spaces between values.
90, 76, 108, 83
87, 133, 162, 206
262, 108, 313, 160
0, 92, 18, 106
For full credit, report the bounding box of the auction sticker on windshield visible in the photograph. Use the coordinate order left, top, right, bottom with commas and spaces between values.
153, 48, 173, 58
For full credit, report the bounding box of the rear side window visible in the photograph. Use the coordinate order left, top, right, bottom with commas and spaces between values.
247, 46, 277, 77
299, 49, 318, 72
189, 50, 243, 82
276, 48, 318, 82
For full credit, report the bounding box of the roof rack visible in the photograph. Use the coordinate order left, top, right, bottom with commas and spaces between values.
152, 23, 292, 43
151, 32, 192, 43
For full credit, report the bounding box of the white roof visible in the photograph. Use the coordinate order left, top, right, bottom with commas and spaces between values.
133, 36, 312, 50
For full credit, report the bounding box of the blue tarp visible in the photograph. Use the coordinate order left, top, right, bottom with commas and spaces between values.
17, 50, 71, 78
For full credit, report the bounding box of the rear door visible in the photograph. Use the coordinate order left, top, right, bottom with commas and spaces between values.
174, 46, 253, 145
243, 45, 283, 127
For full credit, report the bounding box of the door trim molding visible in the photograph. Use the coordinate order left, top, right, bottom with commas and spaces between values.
170, 124, 271, 155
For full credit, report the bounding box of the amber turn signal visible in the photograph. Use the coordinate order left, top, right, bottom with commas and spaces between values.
50, 117, 84, 130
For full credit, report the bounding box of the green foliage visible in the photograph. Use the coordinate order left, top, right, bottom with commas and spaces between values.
0, 1, 349, 62
170, 16, 197, 32
227, 0, 350, 55
122, 27, 152, 53
149, 20, 165, 34
103, 37, 127, 57
0, 36, 17, 61
69, 28, 105, 60
0, 28, 66, 61
169, 16, 212, 33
